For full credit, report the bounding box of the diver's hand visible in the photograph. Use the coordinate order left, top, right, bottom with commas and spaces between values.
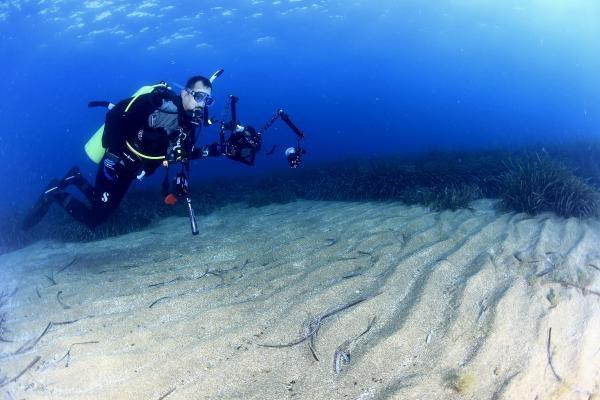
167, 145, 186, 163
187, 143, 220, 159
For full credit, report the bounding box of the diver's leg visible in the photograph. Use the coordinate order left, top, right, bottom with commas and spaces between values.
54, 193, 100, 230
61, 166, 95, 202
58, 155, 136, 229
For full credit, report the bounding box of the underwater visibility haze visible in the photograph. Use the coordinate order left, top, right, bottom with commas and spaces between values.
1, 1, 599, 201
0, 1, 599, 399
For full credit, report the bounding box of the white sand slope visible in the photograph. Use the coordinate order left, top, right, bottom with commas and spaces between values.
0, 199, 599, 399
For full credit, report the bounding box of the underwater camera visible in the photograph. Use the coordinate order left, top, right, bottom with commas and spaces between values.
218, 96, 307, 168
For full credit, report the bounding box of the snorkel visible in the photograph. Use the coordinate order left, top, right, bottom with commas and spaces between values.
203, 68, 224, 126
209, 68, 224, 83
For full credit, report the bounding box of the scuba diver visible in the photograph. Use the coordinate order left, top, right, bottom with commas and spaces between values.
22, 74, 220, 232
22, 72, 308, 235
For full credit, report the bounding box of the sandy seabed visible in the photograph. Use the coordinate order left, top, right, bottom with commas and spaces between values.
0, 199, 599, 400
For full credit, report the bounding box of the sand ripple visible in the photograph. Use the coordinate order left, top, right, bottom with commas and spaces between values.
0, 200, 599, 399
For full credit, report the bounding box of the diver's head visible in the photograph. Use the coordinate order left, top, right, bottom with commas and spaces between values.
181, 75, 213, 112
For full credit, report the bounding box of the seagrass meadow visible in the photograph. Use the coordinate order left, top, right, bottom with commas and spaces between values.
4, 142, 600, 254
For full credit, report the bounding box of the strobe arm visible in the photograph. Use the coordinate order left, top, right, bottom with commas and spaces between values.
259, 109, 307, 168
277, 109, 305, 139
229, 95, 239, 130
219, 95, 240, 147
259, 109, 305, 140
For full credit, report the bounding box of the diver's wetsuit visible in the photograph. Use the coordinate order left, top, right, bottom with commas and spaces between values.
57, 87, 201, 229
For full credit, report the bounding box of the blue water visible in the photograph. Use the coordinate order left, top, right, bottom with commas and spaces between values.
1, 0, 599, 211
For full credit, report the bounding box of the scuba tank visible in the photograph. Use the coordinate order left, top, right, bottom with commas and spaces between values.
84, 83, 170, 164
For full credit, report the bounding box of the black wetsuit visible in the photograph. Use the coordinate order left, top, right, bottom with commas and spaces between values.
57, 87, 201, 229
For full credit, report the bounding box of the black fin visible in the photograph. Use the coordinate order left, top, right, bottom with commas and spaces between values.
22, 180, 61, 230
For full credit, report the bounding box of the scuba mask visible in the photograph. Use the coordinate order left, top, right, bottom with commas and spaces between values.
187, 89, 214, 107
